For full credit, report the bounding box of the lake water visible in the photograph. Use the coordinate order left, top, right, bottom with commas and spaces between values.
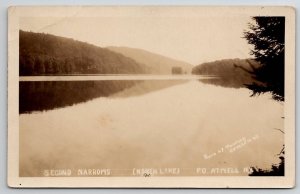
19, 76, 284, 176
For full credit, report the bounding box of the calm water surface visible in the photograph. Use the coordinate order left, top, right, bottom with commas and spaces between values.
19, 76, 284, 176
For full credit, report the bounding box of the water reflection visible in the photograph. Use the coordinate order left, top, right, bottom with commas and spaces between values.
19, 80, 284, 177
198, 76, 255, 88
19, 80, 186, 114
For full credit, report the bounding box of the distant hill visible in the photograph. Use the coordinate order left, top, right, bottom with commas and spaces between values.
192, 58, 261, 88
19, 30, 150, 75
107, 46, 193, 74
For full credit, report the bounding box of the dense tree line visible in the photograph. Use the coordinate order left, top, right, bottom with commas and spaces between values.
19, 30, 148, 75
192, 58, 259, 76
192, 58, 260, 88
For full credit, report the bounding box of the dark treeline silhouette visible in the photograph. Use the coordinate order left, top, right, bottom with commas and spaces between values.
243, 17, 285, 101
19, 30, 150, 76
192, 58, 260, 88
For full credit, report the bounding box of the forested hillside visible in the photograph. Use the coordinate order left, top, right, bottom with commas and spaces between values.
192, 58, 259, 76
107, 46, 192, 74
19, 30, 149, 75
192, 58, 261, 88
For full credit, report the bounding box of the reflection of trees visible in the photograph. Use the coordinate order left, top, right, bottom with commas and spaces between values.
19, 80, 186, 114
199, 76, 253, 89
244, 17, 285, 101
19, 81, 138, 113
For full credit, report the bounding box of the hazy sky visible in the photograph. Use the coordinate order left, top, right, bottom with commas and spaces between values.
20, 16, 253, 65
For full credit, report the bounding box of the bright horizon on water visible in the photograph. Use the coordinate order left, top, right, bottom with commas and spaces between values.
19, 74, 218, 81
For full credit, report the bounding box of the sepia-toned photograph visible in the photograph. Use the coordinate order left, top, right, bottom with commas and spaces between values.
8, 6, 295, 188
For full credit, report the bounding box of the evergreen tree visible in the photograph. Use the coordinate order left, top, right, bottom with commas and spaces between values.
244, 17, 285, 101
